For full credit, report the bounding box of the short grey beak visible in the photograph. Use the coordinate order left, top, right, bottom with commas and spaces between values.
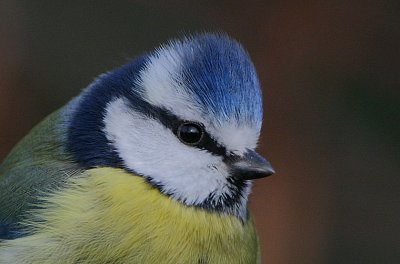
229, 150, 275, 180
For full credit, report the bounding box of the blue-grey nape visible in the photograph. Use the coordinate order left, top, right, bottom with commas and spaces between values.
66, 55, 149, 169
0, 223, 25, 240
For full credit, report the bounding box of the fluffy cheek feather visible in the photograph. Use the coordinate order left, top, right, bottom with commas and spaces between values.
103, 98, 229, 205
0, 168, 259, 264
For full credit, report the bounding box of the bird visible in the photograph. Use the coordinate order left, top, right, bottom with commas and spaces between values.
0, 33, 274, 264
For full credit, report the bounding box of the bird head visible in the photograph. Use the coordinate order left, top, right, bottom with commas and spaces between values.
66, 33, 274, 221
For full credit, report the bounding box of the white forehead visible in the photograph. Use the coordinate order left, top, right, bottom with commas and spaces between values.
137, 44, 260, 155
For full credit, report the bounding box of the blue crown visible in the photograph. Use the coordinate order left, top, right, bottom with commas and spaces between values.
175, 33, 263, 127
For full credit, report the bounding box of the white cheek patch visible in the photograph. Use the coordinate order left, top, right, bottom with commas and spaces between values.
103, 98, 229, 205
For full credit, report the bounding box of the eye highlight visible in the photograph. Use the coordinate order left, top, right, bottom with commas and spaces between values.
177, 122, 204, 145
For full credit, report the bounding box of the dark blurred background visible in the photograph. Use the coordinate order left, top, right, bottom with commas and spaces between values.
1, 1, 399, 263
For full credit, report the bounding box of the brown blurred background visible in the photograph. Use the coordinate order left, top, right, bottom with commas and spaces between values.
1, 1, 399, 263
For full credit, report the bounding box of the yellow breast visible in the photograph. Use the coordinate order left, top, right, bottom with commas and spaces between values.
0, 168, 260, 264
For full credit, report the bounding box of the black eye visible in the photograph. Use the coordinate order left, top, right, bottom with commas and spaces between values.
177, 122, 204, 145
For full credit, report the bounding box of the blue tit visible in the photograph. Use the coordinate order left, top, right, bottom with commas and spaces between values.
0, 33, 274, 264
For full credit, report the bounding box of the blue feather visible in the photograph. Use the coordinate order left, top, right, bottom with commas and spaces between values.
0, 223, 25, 239
66, 55, 149, 168
179, 33, 263, 128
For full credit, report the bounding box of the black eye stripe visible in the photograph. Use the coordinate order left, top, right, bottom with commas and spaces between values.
195, 130, 226, 156
137, 103, 228, 157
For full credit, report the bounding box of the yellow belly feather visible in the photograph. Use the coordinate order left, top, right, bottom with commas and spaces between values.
0, 168, 260, 263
